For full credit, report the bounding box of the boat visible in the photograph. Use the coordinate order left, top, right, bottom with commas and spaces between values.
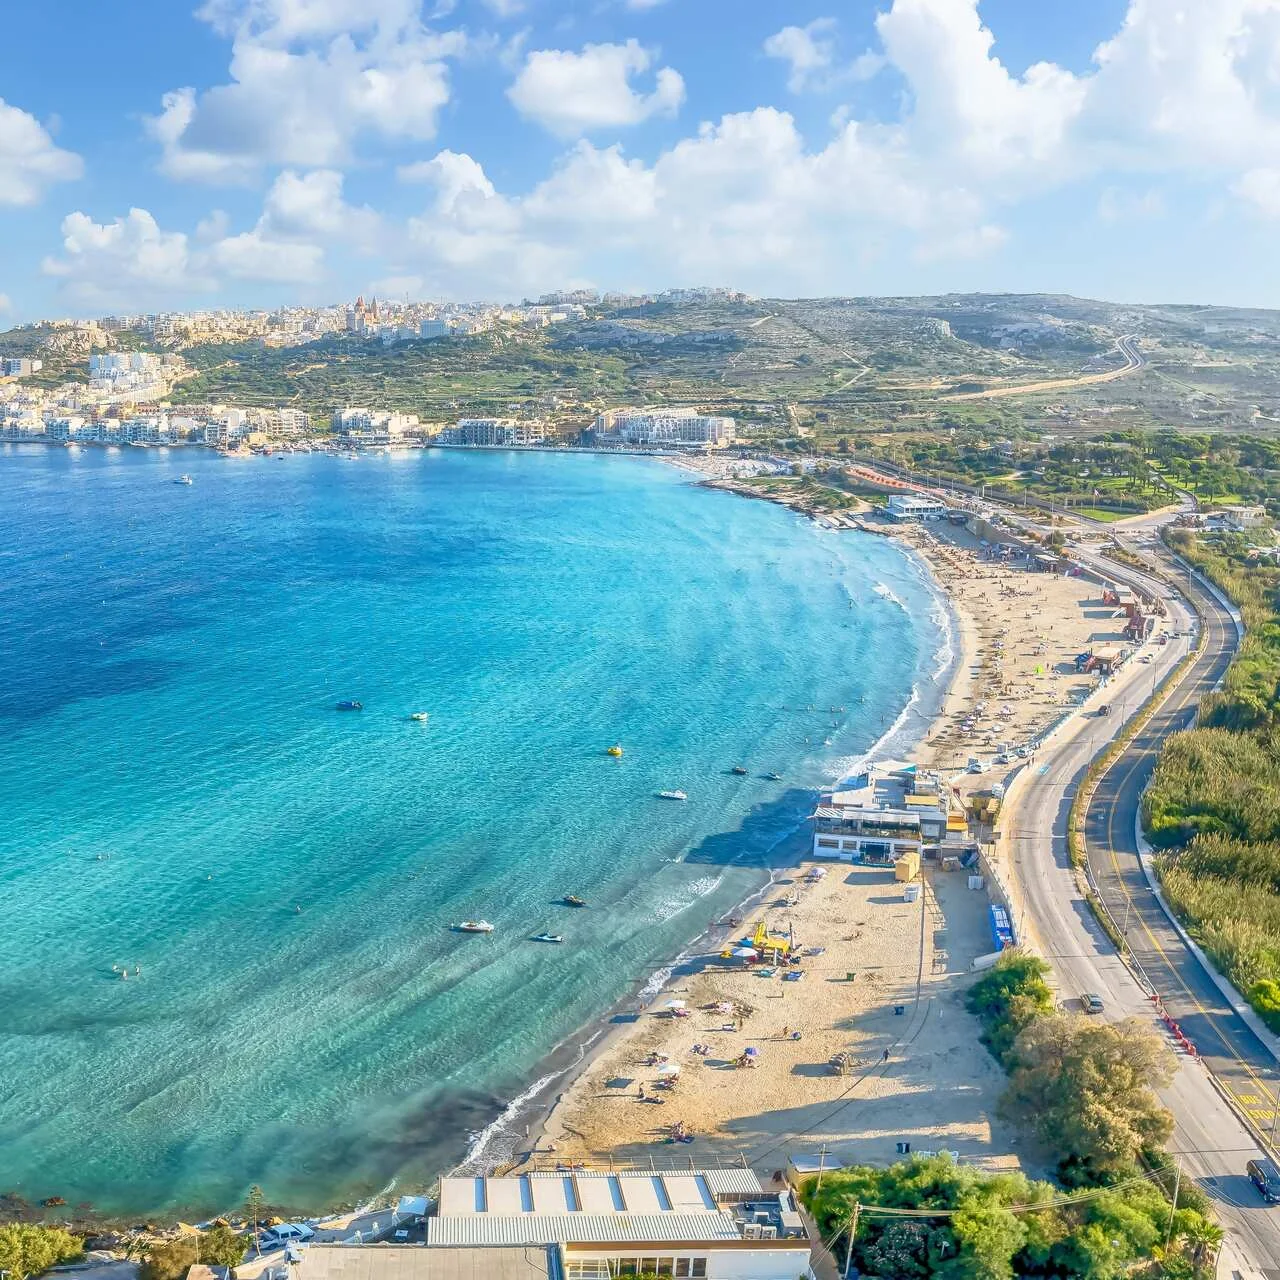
766, 772, 782, 781
606, 744, 624, 757
562, 894, 587, 908
175, 474, 193, 485
409, 711, 430, 722
335, 699, 363, 711
730, 765, 748, 776
657, 790, 688, 801
454, 920, 495, 933
531, 932, 564, 944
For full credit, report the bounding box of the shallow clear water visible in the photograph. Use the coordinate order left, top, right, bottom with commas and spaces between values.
0, 445, 946, 1218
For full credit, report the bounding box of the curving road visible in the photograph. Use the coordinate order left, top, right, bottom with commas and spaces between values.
1001, 541, 1280, 1277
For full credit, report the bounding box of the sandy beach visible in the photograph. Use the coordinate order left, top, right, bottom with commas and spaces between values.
515, 496, 1139, 1181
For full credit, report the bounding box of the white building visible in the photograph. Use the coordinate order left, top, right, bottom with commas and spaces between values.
884, 494, 948, 522
332, 408, 420, 445
595, 407, 735, 448
812, 761, 953, 863
445, 418, 547, 447
1, 358, 42, 377
419, 319, 451, 339
422, 1169, 812, 1280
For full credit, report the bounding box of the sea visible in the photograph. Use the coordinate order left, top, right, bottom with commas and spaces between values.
0, 444, 951, 1219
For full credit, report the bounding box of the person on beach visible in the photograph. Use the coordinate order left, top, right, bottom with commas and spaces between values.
638, 1084, 646, 1102
882, 1048, 891, 1063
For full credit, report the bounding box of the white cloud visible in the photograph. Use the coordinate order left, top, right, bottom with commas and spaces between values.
147, 0, 466, 182
40, 168, 377, 305
1234, 168, 1280, 217
209, 168, 378, 282
507, 39, 684, 136
763, 19, 837, 93
39, 0, 1280, 312
0, 97, 82, 206
41, 209, 215, 309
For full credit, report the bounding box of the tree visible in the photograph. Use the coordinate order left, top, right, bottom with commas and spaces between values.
0, 1224, 84, 1280
1001, 1016, 1175, 1176
965, 951, 1055, 1064
1179, 1215, 1223, 1268
142, 1227, 246, 1280
860, 1219, 932, 1278
244, 1184, 266, 1242
198, 1226, 247, 1268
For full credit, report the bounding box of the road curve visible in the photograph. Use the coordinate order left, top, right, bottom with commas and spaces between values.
1003, 543, 1280, 1276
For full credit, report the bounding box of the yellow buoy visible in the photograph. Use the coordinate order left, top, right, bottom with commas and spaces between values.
606, 743, 624, 757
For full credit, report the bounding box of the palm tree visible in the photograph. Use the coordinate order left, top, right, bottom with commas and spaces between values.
1181, 1217, 1223, 1268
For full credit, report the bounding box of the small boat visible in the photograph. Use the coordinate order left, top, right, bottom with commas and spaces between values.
606, 744, 624, 757
532, 932, 564, 944
730, 766, 748, 776
175, 474, 193, 485
335, 699, 363, 711
766, 772, 782, 782
657, 790, 688, 801
454, 920, 495, 933
562, 894, 587, 908
410, 711, 430, 722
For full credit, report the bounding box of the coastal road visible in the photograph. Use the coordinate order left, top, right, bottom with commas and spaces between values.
1082, 556, 1280, 1144
1003, 547, 1280, 1277
939, 333, 1145, 402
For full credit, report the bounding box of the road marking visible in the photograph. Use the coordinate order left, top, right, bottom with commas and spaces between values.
1093, 607, 1280, 1116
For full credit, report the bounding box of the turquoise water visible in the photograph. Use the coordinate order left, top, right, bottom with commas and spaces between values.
0, 445, 948, 1218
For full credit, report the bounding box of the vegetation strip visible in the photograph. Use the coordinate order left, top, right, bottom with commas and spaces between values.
798, 951, 1219, 1279
1146, 530, 1280, 1031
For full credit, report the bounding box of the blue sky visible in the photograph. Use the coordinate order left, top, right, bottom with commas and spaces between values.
3, 0, 1280, 319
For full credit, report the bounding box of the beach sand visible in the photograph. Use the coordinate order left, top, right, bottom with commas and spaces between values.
902, 522, 1133, 774
538, 864, 1024, 1173
515, 511, 1134, 1180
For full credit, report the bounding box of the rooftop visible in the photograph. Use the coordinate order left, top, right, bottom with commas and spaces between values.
437, 1170, 762, 1221
822, 761, 944, 818
428, 1213, 745, 1249
297, 1245, 556, 1280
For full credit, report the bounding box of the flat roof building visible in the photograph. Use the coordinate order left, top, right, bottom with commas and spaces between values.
426, 1170, 812, 1280
594, 408, 735, 449
812, 761, 952, 863
885, 494, 948, 522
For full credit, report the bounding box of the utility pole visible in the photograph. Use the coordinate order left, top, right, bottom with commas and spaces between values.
843, 1203, 861, 1277
815, 1143, 831, 1192
1166, 1159, 1181, 1249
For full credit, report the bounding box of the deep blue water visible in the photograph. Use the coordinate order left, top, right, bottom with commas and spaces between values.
0, 445, 948, 1218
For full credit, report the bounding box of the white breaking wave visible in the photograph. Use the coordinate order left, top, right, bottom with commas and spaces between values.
457, 1055, 587, 1173
828, 681, 924, 783
354, 1177, 398, 1214
650, 873, 723, 923
872, 581, 907, 610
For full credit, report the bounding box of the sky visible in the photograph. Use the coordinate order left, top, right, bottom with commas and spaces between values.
4, 0, 1280, 319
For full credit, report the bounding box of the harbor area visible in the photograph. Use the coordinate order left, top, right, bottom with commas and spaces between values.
538, 857, 1021, 1177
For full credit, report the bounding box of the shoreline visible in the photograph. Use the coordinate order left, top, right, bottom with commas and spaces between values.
479, 471, 1126, 1180
460, 511, 972, 1180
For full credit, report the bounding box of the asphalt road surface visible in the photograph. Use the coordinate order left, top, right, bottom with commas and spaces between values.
1007, 545, 1280, 1278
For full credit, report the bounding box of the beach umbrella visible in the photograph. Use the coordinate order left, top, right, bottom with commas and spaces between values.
657, 1063, 681, 1076
744, 1046, 759, 1057
733, 946, 757, 957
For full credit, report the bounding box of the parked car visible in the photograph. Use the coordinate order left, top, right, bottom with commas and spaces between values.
1081, 992, 1105, 1015
1248, 1157, 1280, 1203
